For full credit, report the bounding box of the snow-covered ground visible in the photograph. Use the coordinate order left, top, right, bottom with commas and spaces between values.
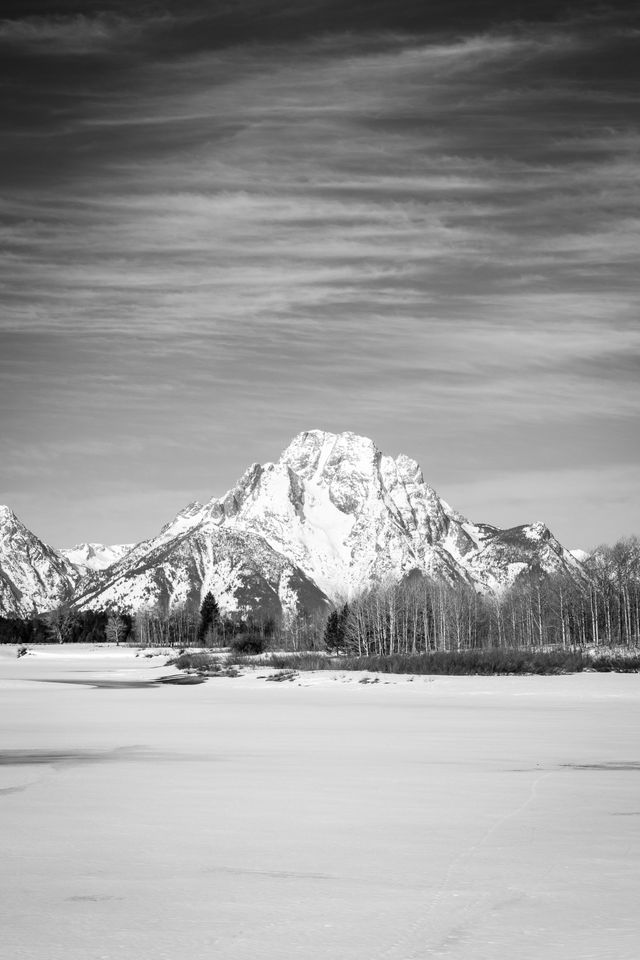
1, 646, 639, 960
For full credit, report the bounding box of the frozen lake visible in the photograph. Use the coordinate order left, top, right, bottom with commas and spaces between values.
1, 646, 639, 959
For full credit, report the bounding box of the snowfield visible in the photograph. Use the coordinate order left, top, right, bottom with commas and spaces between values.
1, 646, 639, 960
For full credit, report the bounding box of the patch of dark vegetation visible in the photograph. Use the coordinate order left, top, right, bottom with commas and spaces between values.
167, 651, 241, 678
262, 649, 640, 676
166, 651, 219, 671
230, 632, 269, 655
265, 670, 299, 683
267, 653, 328, 671
1, 616, 53, 645
211, 667, 242, 678
0, 611, 125, 645
587, 653, 640, 672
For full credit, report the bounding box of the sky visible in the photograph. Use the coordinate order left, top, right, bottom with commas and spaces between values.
1, 1, 639, 550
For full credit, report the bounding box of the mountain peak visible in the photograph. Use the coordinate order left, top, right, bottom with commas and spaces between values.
280, 429, 380, 485
0, 507, 76, 617
0, 431, 587, 616
524, 522, 552, 542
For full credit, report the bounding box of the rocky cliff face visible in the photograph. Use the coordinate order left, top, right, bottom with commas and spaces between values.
0, 506, 76, 617
197, 430, 584, 600
0, 430, 586, 618
198, 431, 470, 599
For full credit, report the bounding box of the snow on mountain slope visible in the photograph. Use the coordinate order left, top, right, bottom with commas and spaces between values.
59, 542, 135, 575
0, 431, 588, 618
72, 430, 586, 613
570, 548, 590, 563
201, 431, 472, 599
194, 430, 582, 600
72, 522, 330, 621
463, 521, 587, 593
0, 506, 76, 617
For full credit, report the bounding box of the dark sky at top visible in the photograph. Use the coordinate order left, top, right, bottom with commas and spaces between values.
1, 1, 639, 547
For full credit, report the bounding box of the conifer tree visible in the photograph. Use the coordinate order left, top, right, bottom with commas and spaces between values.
324, 603, 349, 654
198, 591, 220, 645
324, 610, 340, 653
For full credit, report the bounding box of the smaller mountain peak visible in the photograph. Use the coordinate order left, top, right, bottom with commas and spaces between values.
0, 505, 24, 532
524, 522, 551, 542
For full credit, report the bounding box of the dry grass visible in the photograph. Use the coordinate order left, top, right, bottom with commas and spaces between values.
262, 649, 640, 675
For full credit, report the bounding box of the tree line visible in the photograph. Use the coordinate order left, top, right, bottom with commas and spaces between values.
0, 610, 116, 646
1, 536, 638, 652
0, 591, 275, 649
324, 536, 640, 655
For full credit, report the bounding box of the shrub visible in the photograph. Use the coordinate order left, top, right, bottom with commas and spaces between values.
167, 651, 219, 671
588, 652, 640, 672
230, 632, 269, 656
268, 653, 330, 671
263, 649, 597, 675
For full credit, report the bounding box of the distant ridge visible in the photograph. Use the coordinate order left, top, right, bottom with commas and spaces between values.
58, 543, 135, 576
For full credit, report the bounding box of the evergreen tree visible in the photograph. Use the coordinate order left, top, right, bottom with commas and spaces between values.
324, 610, 340, 653
337, 602, 349, 652
324, 604, 349, 654
198, 591, 220, 645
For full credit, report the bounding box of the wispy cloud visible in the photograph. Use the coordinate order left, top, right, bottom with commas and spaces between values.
1, 2, 639, 545
0, 11, 144, 57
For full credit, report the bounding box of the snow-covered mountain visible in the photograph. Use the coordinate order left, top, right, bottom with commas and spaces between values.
70, 430, 585, 615
59, 542, 135, 575
0, 430, 587, 619
0, 505, 76, 617
213, 430, 585, 595
72, 522, 330, 621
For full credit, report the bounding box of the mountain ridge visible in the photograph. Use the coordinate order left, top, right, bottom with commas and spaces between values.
59, 542, 135, 576
0, 430, 587, 618
0, 505, 76, 617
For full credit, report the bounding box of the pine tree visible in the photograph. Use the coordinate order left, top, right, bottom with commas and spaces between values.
198, 591, 220, 645
339, 602, 349, 629
337, 602, 349, 652
324, 610, 340, 653
324, 604, 349, 654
